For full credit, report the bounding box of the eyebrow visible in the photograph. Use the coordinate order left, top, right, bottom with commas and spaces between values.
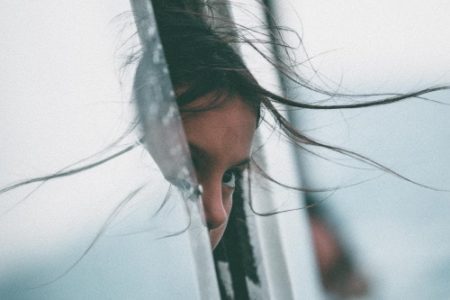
188, 142, 250, 169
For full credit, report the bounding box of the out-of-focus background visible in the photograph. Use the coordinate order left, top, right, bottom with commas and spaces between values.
1, 0, 449, 299
273, 0, 450, 299
0, 2, 209, 299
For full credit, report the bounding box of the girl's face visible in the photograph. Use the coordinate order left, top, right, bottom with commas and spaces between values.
181, 95, 257, 249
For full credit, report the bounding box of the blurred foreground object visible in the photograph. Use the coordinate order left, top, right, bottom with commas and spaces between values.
307, 196, 368, 298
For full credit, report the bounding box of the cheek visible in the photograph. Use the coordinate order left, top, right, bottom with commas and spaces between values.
221, 191, 234, 230
223, 193, 233, 222
223, 189, 234, 212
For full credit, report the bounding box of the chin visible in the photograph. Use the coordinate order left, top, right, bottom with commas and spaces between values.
209, 230, 225, 249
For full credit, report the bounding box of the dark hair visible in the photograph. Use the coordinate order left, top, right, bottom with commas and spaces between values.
1, 0, 448, 196
144, 0, 449, 195
1, 0, 447, 288
139, 1, 262, 117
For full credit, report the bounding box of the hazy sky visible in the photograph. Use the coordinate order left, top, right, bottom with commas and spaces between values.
276, 0, 450, 91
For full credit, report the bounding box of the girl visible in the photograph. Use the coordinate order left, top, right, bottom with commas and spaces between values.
1, 0, 448, 298
143, 0, 448, 248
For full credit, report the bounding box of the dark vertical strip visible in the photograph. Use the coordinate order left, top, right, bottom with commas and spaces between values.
214, 174, 262, 299
261, 0, 311, 198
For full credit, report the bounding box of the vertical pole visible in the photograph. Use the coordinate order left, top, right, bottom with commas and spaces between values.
130, 1, 220, 298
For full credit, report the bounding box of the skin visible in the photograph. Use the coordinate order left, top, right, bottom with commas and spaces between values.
181, 95, 256, 249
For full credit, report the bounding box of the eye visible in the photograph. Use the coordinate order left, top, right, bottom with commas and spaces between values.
222, 170, 237, 188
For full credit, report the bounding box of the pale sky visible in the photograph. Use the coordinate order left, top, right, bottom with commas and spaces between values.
276, 0, 450, 91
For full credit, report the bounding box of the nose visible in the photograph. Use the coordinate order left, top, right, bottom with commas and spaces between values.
201, 181, 227, 230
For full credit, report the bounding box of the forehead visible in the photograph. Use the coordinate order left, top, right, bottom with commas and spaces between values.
181, 95, 257, 166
